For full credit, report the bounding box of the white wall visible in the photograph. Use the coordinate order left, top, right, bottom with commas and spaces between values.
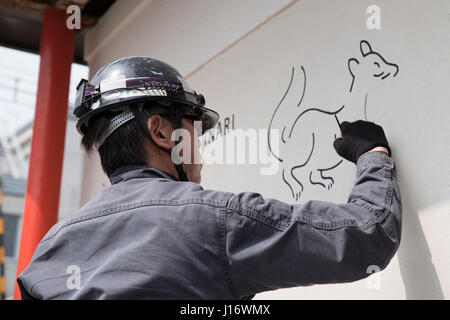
82, 0, 449, 299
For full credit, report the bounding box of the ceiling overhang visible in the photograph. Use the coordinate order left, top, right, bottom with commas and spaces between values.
0, 0, 116, 64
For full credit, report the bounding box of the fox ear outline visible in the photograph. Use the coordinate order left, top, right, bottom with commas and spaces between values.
360, 40, 373, 57
348, 58, 359, 92
348, 58, 359, 76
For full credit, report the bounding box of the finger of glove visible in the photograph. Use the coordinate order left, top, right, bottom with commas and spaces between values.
333, 138, 347, 156
333, 138, 355, 162
363, 123, 388, 143
339, 121, 350, 133
341, 120, 371, 134
344, 121, 385, 142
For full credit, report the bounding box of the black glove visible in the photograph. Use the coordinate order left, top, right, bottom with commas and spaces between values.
333, 120, 391, 163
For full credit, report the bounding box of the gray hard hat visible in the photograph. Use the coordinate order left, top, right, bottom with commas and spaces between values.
73, 56, 219, 136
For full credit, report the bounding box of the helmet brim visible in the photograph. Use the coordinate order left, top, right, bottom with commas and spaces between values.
198, 106, 219, 136
76, 95, 220, 137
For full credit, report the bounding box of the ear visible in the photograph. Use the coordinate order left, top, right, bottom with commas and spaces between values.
147, 115, 173, 151
348, 58, 359, 76
360, 40, 373, 57
348, 58, 359, 92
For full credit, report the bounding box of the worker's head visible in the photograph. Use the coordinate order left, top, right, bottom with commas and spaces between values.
73, 57, 219, 183
80, 103, 203, 183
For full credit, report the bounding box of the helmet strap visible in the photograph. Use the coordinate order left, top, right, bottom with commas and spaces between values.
172, 107, 189, 181
130, 103, 189, 182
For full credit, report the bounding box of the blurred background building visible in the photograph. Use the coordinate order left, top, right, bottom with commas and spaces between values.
0, 0, 101, 297
0, 50, 87, 297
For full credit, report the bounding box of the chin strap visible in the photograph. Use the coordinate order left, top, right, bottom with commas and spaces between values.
130, 103, 188, 182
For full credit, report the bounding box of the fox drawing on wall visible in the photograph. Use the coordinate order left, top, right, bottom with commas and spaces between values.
267, 40, 399, 200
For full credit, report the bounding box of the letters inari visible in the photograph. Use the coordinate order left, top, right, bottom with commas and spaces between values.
267, 40, 399, 200
203, 114, 235, 145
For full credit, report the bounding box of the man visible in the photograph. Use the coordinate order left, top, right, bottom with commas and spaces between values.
17, 57, 401, 299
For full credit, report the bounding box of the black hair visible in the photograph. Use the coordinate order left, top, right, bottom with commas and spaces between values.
81, 103, 177, 177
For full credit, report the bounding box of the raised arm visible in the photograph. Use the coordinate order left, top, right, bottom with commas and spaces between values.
222, 121, 402, 298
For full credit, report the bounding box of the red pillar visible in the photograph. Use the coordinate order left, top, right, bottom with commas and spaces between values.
14, 9, 75, 300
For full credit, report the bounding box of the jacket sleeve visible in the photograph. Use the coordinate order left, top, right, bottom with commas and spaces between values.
222, 151, 402, 298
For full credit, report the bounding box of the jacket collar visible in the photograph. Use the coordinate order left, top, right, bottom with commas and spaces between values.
109, 165, 179, 185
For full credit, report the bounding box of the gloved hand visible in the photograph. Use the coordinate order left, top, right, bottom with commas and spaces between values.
333, 120, 391, 163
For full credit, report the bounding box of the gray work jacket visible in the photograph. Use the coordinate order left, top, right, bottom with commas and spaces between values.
17, 151, 402, 299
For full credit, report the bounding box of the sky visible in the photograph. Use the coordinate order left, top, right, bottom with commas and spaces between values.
0, 45, 89, 137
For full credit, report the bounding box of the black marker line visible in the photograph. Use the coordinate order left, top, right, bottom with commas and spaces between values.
381, 72, 391, 80
360, 40, 373, 57
281, 126, 287, 144
348, 58, 359, 93
267, 66, 295, 163
289, 132, 315, 198
334, 113, 342, 130
319, 159, 343, 172
361, 40, 399, 77
282, 169, 295, 199
289, 105, 345, 139
297, 66, 306, 108
309, 171, 326, 188
364, 93, 368, 120
319, 171, 334, 184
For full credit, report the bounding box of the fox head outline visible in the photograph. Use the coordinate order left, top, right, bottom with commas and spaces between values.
348, 40, 399, 92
